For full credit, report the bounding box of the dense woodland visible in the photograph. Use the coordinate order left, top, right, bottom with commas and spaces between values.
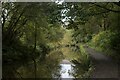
2, 2, 120, 79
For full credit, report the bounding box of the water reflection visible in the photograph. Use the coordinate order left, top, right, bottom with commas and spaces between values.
60, 63, 74, 80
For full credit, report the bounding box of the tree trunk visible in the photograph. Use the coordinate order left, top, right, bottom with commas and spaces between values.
31, 23, 37, 79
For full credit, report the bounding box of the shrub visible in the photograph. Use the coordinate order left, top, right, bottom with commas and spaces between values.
91, 30, 120, 60
71, 44, 93, 78
92, 31, 114, 49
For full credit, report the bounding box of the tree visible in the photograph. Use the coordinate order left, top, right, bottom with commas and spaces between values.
2, 2, 64, 78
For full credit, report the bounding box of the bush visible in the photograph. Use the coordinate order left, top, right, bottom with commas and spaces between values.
91, 30, 120, 60
92, 31, 114, 49
71, 44, 93, 78
110, 32, 120, 51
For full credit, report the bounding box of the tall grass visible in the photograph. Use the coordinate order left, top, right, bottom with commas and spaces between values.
71, 44, 93, 78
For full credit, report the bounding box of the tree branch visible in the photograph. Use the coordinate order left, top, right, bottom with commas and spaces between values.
92, 3, 120, 13
31, 23, 37, 80
88, 11, 110, 16
113, 2, 120, 7
2, 11, 6, 29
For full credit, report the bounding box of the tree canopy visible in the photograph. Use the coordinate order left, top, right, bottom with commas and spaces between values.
2, 2, 120, 79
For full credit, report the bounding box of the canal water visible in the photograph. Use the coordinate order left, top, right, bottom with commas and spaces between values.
59, 60, 75, 79
17, 30, 81, 78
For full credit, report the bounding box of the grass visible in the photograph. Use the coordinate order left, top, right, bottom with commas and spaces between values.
71, 44, 93, 78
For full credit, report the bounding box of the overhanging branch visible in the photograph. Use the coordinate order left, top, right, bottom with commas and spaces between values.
92, 3, 120, 13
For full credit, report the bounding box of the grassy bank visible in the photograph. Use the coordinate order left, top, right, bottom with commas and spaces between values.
71, 44, 93, 78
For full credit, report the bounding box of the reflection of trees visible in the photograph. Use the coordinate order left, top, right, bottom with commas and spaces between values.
17, 50, 64, 78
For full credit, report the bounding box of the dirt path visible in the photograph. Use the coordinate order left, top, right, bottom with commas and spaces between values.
84, 46, 120, 78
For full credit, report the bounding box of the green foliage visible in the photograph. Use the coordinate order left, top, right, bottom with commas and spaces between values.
110, 32, 120, 51
91, 31, 113, 49
2, 2, 120, 78
72, 44, 92, 78
108, 12, 120, 31
2, 2, 65, 78
109, 32, 120, 60
90, 31, 120, 60
46, 27, 65, 43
